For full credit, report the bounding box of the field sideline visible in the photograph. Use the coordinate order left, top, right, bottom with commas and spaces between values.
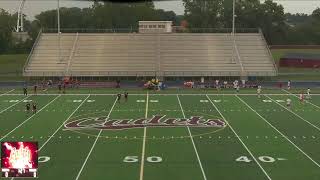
0, 88, 320, 180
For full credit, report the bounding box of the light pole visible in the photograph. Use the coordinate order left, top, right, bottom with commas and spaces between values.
16, 0, 26, 32
57, 0, 61, 62
231, 0, 236, 63
232, 0, 235, 35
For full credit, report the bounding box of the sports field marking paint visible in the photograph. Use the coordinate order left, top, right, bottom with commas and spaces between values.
0, 89, 15, 96
282, 89, 320, 110
266, 95, 320, 132
15, 134, 315, 141
0, 96, 30, 114
206, 95, 272, 180
5, 93, 320, 96
0, 95, 61, 142
177, 95, 207, 180
75, 96, 118, 180
237, 95, 320, 168
39, 95, 90, 151
139, 92, 149, 180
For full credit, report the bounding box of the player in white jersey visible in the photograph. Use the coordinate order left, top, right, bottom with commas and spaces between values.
236, 85, 240, 93
307, 88, 311, 99
257, 87, 262, 98
241, 79, 246, 88
287, 80, 291, 90
223, 81, 228, 88
286, 98, 291, 108
215, 80, 220, 90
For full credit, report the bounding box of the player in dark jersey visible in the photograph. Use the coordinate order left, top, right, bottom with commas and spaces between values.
26, 102, 31, 114
124, 92, 128, 102
23, 87, 28, 96
63, 83, 66, 94
58, 82, 62, 93
34, 84, 38, 95
32, 102, 37, 114
117, 93, 121, 103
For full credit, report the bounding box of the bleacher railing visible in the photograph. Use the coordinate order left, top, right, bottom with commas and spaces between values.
259, 28, 278, 75
23, 70, 277, 77
66, 32, 79, 75
23, 28, 42, 75
42, 28, 260, 34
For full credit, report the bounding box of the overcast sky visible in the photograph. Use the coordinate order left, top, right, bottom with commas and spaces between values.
0, 0, 320, 20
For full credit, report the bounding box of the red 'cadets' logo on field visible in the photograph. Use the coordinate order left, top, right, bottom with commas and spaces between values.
64, 115, 226, 130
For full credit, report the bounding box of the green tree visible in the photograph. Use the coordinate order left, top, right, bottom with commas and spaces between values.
34, 1, 177, 31
0, 9, 15, 53
183, 0, 225, 29
312, 8, 320, 20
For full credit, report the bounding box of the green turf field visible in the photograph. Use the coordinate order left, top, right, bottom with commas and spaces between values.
0, 88, 320, 180
0, 54, 27, 81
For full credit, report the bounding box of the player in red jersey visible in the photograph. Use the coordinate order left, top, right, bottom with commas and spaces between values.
299, 92, 304, 103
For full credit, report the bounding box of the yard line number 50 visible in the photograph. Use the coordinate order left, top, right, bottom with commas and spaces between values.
123, 156, 162, 163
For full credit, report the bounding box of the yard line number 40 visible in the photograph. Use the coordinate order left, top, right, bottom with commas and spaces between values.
236, 156, 286, 163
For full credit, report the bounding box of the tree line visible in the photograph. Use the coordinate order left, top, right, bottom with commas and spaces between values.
0, 0, 319, 54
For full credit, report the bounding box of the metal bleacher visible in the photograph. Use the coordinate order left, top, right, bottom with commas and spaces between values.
23, 31, 277, 77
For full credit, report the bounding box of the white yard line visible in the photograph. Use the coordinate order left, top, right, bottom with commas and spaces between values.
0, 89, 15, 96
177, 95, 207, 180
282, 89, 320, 109
5, 93, 320, 96
0, 96, 30, 114
266, 95, 320, 132
139, 92, 149, 180
39, 95, 91, 150
206, 95, 272, 180
75, 96, 118, 180
0, 95, 61, 142
236, 95, 320, 168
11, 95, 91, 180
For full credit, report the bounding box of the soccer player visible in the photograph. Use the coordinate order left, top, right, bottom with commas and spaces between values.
26, 102, 31, 114
257, 86, 262, 98
32, 102, 37, 114
63, 83, 66, 94
34, 84, 38, 95
307, 88, 311, 99
242, 79, 246, 88
236, 85, 240, 93
299, 92, 304, 103
58, 82, 62, 93
124, 92, 128, 102
233, 81, 237, 90
223, 81, 228, 88
215, 79, 219, 90
287, 80, 291, 90
286, 98, 291, 108
117, 93, 121, 103
23, 87, 28, 96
